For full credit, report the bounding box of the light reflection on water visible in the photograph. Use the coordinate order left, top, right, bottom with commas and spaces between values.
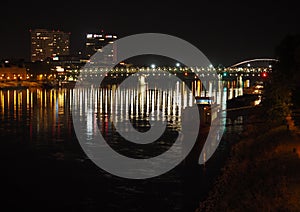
0, 79, 248, 211
0, 79, 249, 147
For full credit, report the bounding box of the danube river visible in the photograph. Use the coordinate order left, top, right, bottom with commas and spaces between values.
0, 79, 251, 211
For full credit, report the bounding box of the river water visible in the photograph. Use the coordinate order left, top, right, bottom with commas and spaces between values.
0, 79, 248, 211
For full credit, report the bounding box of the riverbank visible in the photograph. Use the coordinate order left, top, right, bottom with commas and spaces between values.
197, 109, 300, 211
0, 80, 49, 89
0, 80, 77, 89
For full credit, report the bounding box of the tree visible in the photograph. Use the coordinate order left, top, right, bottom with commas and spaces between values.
263, 34, 300, 124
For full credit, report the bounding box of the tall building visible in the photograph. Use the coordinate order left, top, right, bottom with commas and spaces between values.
30, 29, 70, 62
85, 32, 117, 65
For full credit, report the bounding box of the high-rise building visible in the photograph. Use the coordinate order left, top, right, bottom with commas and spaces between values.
85, 32, 117, 65
30, 29, 70, 62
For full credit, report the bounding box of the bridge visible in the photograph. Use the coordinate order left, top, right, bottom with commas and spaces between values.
74, 58, 279, 128
219, 58, 278, 83
74, 58, 279, 92
78, 58, 278, 79
229, 58, 278, 68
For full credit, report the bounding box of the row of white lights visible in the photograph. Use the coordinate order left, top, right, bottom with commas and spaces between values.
79, 67, 271, 74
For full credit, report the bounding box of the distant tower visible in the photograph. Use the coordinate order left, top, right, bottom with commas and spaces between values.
84, 32, 117, 65
30, 29, 70, 62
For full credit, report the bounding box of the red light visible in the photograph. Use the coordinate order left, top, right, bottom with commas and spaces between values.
262, 72, 267, 77
184, 72, 188, 76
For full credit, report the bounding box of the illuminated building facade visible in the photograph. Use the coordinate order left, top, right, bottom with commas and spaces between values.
30, 29, 70, 62
85, 33, 117, 65
0, 60, 28, 81
0, 67, 27, 81
50, 55, 85, 82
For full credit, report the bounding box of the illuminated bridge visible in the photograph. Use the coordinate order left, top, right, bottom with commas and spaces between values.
229, 58, 278, 68
71, 58, 279, 123
77, 58, 279, 81
220, 58, 278, 79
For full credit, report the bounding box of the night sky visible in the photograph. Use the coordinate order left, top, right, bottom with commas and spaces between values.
1, 0, 299, 66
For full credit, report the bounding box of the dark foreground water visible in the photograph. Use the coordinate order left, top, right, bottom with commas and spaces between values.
0, 87, 246, 212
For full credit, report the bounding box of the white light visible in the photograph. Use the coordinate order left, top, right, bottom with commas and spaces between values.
269, 65, 272, 68
86, 34, 93, 39
176, 62, 180, 67
209, 64, 213, 68
93, 34, 102, 38
56, 66, 64, 72
247, 63, 251, 67
151, 64, 156, 69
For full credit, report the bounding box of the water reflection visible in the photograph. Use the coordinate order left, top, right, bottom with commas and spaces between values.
0, 77, 252, 211
0, 78, 250, 143
0, 89, 73, 144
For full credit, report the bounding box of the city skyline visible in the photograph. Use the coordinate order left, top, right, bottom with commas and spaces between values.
1, 1, 300, 211
1, 1, 300, 66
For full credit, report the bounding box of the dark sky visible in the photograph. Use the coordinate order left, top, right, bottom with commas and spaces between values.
1, 0, 299, 66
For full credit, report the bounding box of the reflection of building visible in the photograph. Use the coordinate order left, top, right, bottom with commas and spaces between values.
30, 29, 70, 62
85, 32, 117, 64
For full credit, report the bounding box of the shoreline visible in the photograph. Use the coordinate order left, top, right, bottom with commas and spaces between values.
0, 80, 44, 89
0, 80, 77, 90
197, 108, 300, 211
